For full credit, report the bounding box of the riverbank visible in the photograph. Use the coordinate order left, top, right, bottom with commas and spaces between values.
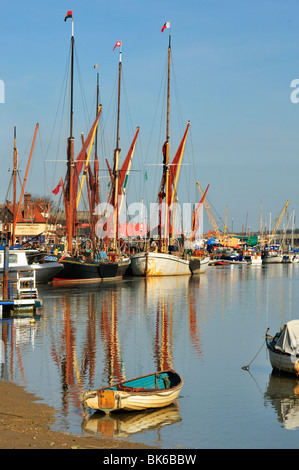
0, 380, 155, 449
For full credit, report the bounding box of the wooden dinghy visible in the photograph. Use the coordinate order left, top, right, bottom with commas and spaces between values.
82, 370, 183, 414
266, 320, 299, 376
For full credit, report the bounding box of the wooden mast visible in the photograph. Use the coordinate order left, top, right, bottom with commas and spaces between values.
67, 18, 75, 254
12, 123, 39, 245
161, 33, 171, 253
11, 126, 17, 246
112, 45, 122, 251
95, 69, 100, 209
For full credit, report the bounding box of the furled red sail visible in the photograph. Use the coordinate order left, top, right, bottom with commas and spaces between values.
158, 121, 190, 207
107, 127, 140, 206
167, 121, 190, 207
65, 106, 102, 231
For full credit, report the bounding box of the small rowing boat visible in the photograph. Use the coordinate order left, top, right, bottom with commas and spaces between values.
266, 320, 299, 376
81, 370, 183, 414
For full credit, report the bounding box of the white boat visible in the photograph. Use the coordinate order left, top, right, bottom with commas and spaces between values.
262, 252, 283, 264
242, 250, 262, 265
131, 251, 190, 276
82, 370, 183, 414
262, 245, 283, 264
266, 320, 299, 375
0, 248, 63, 283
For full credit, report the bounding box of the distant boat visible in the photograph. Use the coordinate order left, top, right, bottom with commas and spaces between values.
262, 245, 283, 264
266, 320, 299, 375
262, 253, 283, 264
0, 247, 63, 283
82, 370, 183, 414
282, 253, 299, 264
243, 250, 262, 265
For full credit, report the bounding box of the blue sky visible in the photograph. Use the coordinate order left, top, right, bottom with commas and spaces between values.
1, 0, 299, 234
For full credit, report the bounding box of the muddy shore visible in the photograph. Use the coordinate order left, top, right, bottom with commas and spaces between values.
0, 380, 155, 449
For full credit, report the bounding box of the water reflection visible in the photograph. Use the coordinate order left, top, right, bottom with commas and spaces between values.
82, 403, 182, 440
0, 275, 205, 441
265, 373, 299, 430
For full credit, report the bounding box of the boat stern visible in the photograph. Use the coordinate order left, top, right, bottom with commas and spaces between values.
82, 389, 117, 414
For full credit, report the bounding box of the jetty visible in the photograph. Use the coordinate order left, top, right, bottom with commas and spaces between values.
0, 245, 42, 318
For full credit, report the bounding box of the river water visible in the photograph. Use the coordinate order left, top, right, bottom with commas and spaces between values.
1, 263, 299, 449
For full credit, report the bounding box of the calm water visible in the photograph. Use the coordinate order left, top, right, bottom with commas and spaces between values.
1, 263, 299, 449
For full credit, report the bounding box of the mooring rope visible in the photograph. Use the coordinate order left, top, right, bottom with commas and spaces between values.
242, 340, 265, 371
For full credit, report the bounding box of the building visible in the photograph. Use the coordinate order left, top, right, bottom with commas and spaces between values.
0, 192, 51, 245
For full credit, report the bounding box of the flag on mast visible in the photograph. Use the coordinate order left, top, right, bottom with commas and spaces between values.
161, 21, 171, 32
52, 181, 62, 195
113, 40, 122, 51
64, 10, 73, 21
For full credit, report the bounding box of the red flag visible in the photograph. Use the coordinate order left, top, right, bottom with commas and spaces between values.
113, 40, 122, 51
52, 181, 62, 195
64, 10, 72, 22
161, 21, 171, 32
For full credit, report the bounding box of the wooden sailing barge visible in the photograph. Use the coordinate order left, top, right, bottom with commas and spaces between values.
53, 16, 138, 282
130, 28, 192, 276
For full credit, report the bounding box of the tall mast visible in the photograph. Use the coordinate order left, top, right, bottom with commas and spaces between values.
67, 19, 74, 254
162, 33, 171, 252
113, 46, 122, 251
95, 69, 100, 208
12, 125, 17, 246
12, 123, 39, 245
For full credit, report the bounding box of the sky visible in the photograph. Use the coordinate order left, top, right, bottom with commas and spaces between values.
1, 0, 299, 235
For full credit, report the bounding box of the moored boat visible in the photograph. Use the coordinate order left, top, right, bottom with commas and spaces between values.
243, 249, 262, 265
266, 320, 299, 376
262, 245, 283, 264
131, 251, 190, 277
81, 369, 183, 414
53, 14, 136, 283
54, 255, 130, 283
0, 247, 63, 283
282, 253, 299, 263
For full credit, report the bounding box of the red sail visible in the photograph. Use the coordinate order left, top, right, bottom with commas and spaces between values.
191, 184, 209, 240
157, 122, 190, 206
108, 127, 140, 205
68, 106, 102, 227
167, 121, 190, 207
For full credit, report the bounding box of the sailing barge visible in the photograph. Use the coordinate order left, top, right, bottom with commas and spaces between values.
130, 28, 191, 277
53, 13, 137, 282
